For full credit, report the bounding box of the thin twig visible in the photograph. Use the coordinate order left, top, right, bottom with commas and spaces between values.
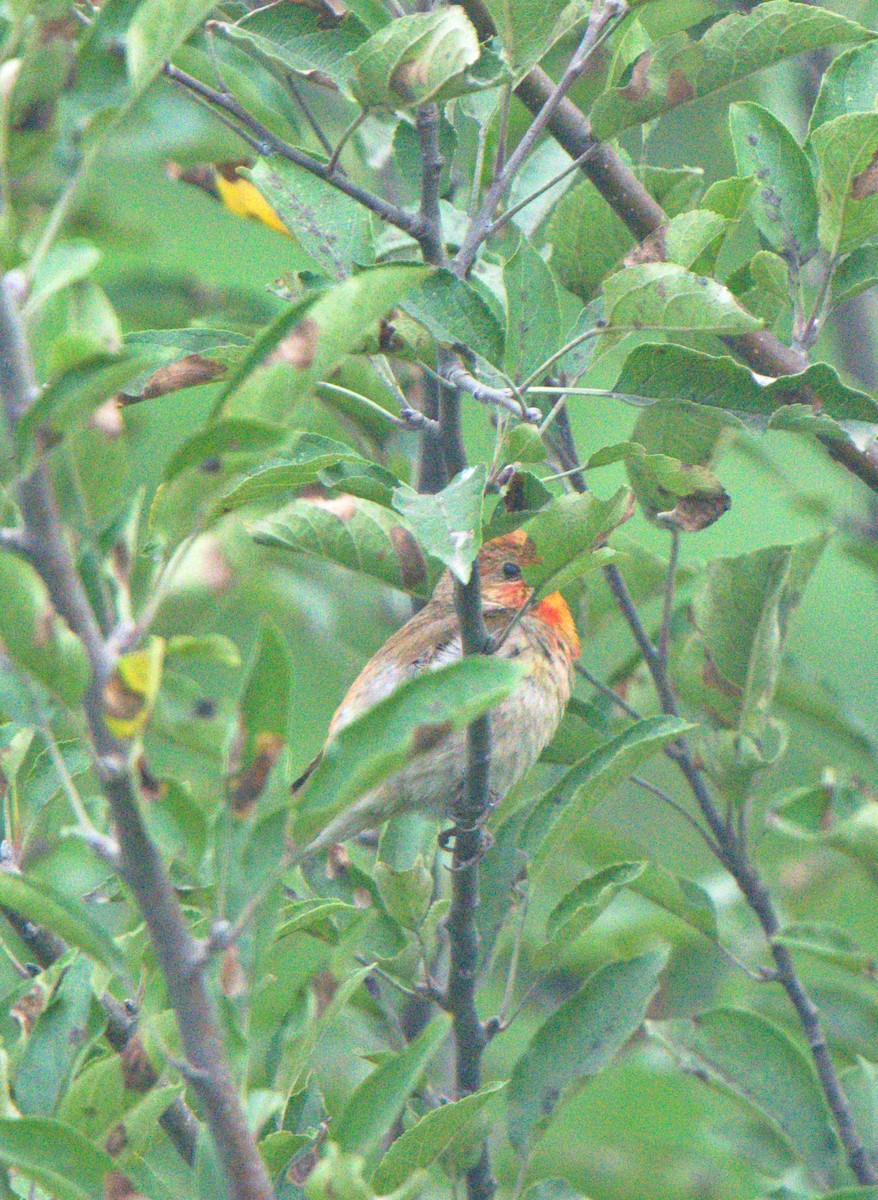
629, 775, 720, 858
604, 556, 877, 1186
326, 109, 367, 175
574, 661, 641, 720
442, 359, 540, 423
163, 63, 424, 242
285, 74, 335, 156
486, 146, 599, 237
436, 355, 497, 1200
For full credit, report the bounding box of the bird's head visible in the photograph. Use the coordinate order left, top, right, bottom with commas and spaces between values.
434, 529, 580, 659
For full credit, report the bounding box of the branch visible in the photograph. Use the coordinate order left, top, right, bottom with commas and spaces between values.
436, 356, 497, 1200
602, 557, 877, 1186
0, 904, 198, 1166
415, 102, 447, 267
163, 63, 424, 243
441, 358, 541, 423
0, 274, 274, 1200
454, 0, 626, 276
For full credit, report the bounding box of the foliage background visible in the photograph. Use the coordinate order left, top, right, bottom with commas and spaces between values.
2, 0, 878, 1198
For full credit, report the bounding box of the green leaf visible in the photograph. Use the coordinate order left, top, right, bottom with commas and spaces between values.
649, 1008, 841, 1181
630, 864, 718, 940
13, 353, 154, 468
831, 245, 878, 305
729, 102, 818, 261
29, 280, 123, 379
293, 657, 523, 839
591, 3, 876, 139
687, 535, 827, 735
0, 1117, 113, 1200
810, 112, 878, 255
218, 432, 363, 512
16, 957, 97, 1118
127, 0, 220, 91
535, 861, 647, 966
335, 1015, 452, 1153
521, 717, 695, 860
392, 466, 485, 583
701, 175, 758, 220
214, 6, 370, 90
615, 343, 878, 423
251, 494, 428, 596
585, 442, 645, 469
219, 266, 429, 419
548, 181, 634, 304
0, 873, 127, 977
523, 488, 634, 597
774, 922, 878, 978
503, 236, 561, 385
0, 555, 89, 705
769, 778, 878, 877
482, 0, 591, 80
372, 1083, 507, 1193
162, 418, 285, 482
656, 209, 729, 270
401, 269, 505, 366
626, 398, 736, 531
810, 42, 878, 132
347, 8, 479, 108
245, 159, 374, 280
225, 625, 291, 815
507, 949, 669, 1157
602, 263, 763, 335
24, 239, 101, 316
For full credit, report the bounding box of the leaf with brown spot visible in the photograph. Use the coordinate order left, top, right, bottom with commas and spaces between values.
620, 51, 652, 101
850, 149, 878, 198
593, 5, 875, 139
120, 1033, 158, 1093
11, 983, 47, 1035
127, 353, 227, 402
658, 488, 731, 532
666, 69, 694, 107
103, 1171, 144, 1200
89, 398, 125, 438
220, 946, 248, 998
274, 317, 321, 369
227, 731, 285, 815
104, 1123, 128, 1157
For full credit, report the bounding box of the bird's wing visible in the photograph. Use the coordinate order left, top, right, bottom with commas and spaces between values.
327, 606, 463, 735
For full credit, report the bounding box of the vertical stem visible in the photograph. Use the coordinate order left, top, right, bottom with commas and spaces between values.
437, 360, 496, 1200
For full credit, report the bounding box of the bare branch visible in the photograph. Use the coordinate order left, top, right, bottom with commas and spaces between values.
442, 358, 541, 423
416, 102, 447, 267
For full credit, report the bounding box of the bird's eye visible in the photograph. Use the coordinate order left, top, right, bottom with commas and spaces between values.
502, 561, 522, 579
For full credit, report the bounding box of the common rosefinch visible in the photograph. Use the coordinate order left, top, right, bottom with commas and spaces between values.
292, 529, 581, 858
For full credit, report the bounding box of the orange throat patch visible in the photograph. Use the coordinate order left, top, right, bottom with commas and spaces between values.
533, 592, 581, 659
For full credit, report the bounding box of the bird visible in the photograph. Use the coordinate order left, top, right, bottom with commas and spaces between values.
289, 528, 581, 863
